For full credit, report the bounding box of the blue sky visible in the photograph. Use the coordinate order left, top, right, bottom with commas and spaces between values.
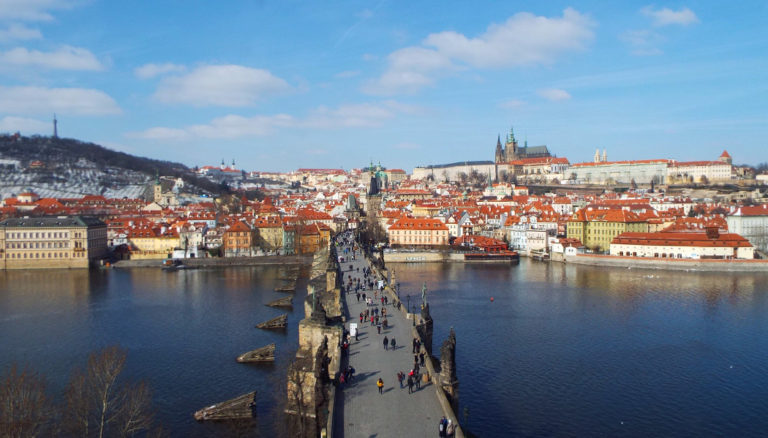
0, 1, 766, 171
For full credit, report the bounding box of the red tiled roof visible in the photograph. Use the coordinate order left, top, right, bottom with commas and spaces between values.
389, 217, 448, 231
612, 231, 752, 248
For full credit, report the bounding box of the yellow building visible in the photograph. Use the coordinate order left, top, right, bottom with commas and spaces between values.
0, 216, 107, 269
567, 208, 649, 252
127, 228, 180, 259
254, 216, 283, 251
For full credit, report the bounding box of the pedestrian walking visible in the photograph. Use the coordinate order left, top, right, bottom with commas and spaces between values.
383, 336, 389, 350
377, 378, 384, 394
377, 324, 381, 334
415, 370, 421, 390
420, 352, 425, 367
356, 292, 360, 302
397, 371, 404, 388
407, 375, 414, 394
446, 419, 455, 437
412, 338, 418, 353
370, 316, 374, 326
390, 337, 396, 350
439, 416, 448, 438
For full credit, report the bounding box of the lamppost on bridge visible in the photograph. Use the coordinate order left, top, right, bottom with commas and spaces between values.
406, 295, 410, 313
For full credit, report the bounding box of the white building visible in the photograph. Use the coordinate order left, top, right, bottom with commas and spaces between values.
667, 160, 732, 183
568, 160, 669, 185
609, 230, 754, 259
726, 205, 768, 253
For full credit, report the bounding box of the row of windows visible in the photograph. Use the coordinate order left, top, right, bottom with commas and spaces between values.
7, 251, 85, 259
6, 242, 70, 249
6, 231, 78, 239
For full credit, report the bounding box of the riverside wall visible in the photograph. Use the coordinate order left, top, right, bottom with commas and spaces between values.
563, 254, 768, 272
286, 247, 343, 438
383, 251, 465, 263
112, 255, 311, 268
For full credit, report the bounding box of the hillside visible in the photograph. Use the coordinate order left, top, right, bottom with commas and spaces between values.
0, 134, 226, 199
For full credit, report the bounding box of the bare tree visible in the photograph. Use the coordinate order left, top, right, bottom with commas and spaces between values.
62, 346, 157, 438
0, 365, 52, 438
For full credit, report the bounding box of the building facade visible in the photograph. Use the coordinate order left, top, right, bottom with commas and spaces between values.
388, 217, 450, 247
609, 229, 754, 259
0, 216, 107, 269
567, 208, 649, 252
726, 205, 768, 253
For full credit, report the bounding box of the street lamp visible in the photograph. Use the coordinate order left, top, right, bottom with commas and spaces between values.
406, 295, 410, 313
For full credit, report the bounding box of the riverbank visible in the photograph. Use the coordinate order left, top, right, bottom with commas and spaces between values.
383, 250, 517, 264
112, 255, 312, 269
562, 253, 768, 272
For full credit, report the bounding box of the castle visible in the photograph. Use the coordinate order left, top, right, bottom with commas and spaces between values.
494, 127, 551, 163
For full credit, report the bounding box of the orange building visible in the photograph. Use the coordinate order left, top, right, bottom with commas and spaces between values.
388, 217, 449, 248
224, 221, 255, 257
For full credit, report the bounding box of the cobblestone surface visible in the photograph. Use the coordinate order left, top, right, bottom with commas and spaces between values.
333, 238, 444, 438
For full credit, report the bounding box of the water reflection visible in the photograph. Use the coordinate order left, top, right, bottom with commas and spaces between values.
0, 265, 307, 436
392, 259, 768, 438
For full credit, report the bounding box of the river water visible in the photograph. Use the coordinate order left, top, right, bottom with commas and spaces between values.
2, 261, 768, 437
0, 266, 308, 436
393, 259, 768, 438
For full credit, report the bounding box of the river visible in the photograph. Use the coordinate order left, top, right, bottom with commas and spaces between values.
0, 266, 308, 436
2, 261, 768, 437
393, 259, 768, 437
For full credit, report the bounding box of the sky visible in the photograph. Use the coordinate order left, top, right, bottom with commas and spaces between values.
0, 0, 766, 172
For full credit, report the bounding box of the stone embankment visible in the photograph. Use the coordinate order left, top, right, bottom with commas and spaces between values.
284, 246, 344, 438
562, 254, 768, 272
112, 255, 311, 268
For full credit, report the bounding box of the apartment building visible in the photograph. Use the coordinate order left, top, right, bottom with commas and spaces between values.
0, 216, 107, 269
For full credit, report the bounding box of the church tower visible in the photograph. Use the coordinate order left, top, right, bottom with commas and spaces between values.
594, 149, 600, 163
504, 127, 518, 161
53, 114, 58, 138
494, 135, 504, 163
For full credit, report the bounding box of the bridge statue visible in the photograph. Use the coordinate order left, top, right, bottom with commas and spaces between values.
421, 282, 427, 310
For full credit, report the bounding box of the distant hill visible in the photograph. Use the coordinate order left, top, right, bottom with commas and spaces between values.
0, 134, 226, 198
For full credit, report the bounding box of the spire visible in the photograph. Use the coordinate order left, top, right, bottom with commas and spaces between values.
509, 126, 515, 143
53, 114, 58, 138
497, 135, 501, 147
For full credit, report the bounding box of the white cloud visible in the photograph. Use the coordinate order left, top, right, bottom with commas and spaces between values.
499, 99, 526, 109
153, 65, 291, 107
0, 116, 49, 134
305, 103, 396, 128
0, 23, 42, 41
0, 86, 121, 115
129, 101, 412, 141
538, 88, 571, 101
641, 6, 699, 26
620, 29, 664, 55
0, 45, 103, 70
129, 114, 295, 141
363, 46, 454, 95
364, 8, 595, 95
134, 62, 186, 79
0, 0, 75, 22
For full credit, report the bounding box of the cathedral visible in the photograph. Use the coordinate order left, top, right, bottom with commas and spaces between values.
494, 127, 551, 163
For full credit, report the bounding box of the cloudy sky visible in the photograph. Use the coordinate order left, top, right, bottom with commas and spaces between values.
0, 1, 766, 171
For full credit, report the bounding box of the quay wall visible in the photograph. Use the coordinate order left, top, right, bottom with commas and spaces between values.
112, 255, 311, 268
564, 254, 768, 272
383, 251, 464, 263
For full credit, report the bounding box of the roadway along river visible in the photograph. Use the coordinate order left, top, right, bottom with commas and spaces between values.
2, 260, 768, 437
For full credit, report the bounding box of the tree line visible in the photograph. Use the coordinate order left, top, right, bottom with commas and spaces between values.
0, 346, 162, 438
